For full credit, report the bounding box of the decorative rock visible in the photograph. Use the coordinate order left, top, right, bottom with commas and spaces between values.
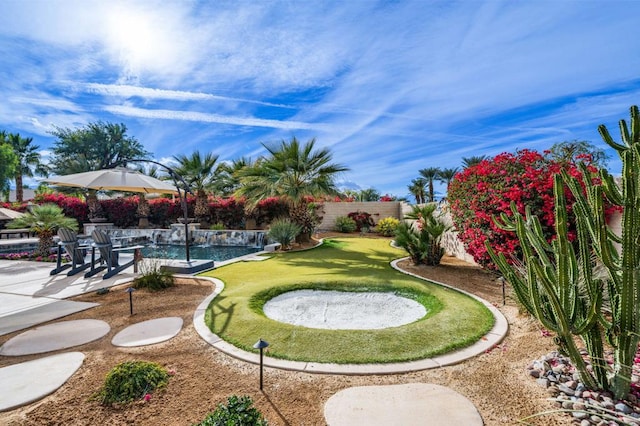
547, 385, 559, 395
558, 384, 574, 395
572, 411, 588, 419
561, 400, 573, 409
565, 380, 577, 390
573, 401, 585, 411
590, 415, 602, 423
529, 369, 540, 378
580, 420, 590, 426
536, 378, 549, 388
616, 402, 633, 414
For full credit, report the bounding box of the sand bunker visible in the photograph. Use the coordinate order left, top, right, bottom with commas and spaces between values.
263, 290, 427, 330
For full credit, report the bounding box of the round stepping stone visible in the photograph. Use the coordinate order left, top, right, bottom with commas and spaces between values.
0, 319, 110, 356
324, 383, 483, 426
111, 317, 183, 347
0, 352, 85, 411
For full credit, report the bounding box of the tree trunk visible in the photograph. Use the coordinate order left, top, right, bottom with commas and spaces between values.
15, 174, 23, 203
36, 230, 55, 258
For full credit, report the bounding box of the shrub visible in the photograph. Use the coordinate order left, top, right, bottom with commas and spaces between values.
133, 260, 175, 291
92, 361, 170, 405
194, 395, 268, 426
334, 216, 357, 233
210, 222, 225, 230
267, 218, 301, 249
347, 211, 375, 231
447, 149, 611, 269
376, 217, 399, 236
395, 204, 449, 266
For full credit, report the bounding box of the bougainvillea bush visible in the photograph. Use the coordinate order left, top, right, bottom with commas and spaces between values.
448, 149, 610, 269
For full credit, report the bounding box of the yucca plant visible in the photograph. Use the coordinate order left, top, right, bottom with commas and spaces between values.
486, 105, 640, 400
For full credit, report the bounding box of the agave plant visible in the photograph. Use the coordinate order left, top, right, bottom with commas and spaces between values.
486, 105, 640, 400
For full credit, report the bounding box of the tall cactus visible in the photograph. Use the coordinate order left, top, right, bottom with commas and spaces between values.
486, 105, 640, 399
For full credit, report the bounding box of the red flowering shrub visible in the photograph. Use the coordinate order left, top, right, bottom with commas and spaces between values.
347, 211, 375, 231
448, 149, 607, 269
251, 197, 290, 227
101, 198, 138, 228
209, 197, 246, 229
36, 193, 89, 224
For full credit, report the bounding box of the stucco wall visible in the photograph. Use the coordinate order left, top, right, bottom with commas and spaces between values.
317, 201, 407, 231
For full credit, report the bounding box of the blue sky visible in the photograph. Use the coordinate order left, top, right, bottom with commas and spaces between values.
1, 0, 640, 200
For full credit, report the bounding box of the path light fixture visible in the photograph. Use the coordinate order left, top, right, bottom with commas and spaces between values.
253, 338, 269, 390
125, 287, 136, 315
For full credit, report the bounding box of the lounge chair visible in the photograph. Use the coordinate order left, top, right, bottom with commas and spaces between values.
84, 230, 143, 279
50, 228, 92, 276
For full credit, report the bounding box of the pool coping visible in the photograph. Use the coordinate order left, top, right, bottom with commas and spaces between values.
192, 257, 509, 375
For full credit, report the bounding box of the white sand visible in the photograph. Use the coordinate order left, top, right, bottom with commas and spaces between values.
263, 290, 427, 330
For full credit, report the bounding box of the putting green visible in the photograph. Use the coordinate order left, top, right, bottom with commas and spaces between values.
202, 238, 494, 364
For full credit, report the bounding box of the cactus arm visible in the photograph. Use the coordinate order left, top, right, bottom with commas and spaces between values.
599, 124, 628, 151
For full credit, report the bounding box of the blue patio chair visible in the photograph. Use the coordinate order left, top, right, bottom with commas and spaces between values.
50, 228, 92, 276
84, 230, 143, 279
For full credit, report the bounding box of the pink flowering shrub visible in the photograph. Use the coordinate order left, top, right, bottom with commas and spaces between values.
448, 149, 613, 269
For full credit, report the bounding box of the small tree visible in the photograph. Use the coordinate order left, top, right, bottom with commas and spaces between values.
7, 203, 78, 257
395, 204, 449, 266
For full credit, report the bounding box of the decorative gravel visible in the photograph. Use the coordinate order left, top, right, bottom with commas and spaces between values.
528, 347, 640, 425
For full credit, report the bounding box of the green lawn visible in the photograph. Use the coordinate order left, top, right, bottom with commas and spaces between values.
201, 238, 494, 364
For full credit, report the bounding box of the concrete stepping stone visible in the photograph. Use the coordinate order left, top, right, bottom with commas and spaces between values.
0, 319, 110, 356
0, 352, 85, 411
324, 383, 483, 426
111, 317, 183, 347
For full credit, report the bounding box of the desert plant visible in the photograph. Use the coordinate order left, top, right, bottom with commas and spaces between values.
7, 203, 78, 257
486, 105, 640, 400
347, 210, 375, 231
194, 395, 268, 426
376, 217, 400, 236
133, 260, 175, 291
267, 217, 301, 249
334, 216, 357, 233
92, 360, 170, 405
395, 203, 449, 266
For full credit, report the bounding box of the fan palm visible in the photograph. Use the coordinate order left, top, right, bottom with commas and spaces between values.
236, 137, 348, 240
418, 167, 440, 202
436, 167, 459, 197
461, 155, 488, 169
7, 203, 78, 257
7, 133, 48, 202
173, 151, 220, 221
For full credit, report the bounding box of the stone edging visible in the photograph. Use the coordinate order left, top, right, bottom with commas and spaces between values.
192, 258, 509, 375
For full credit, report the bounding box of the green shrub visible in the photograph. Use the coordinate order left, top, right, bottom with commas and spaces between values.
376, 217, 400, 236
210, 222, 225, 230
92, 361, 170, 405
334, 216, 357, 233
267, 218, 302, 249
133, 260, 175, 291
194, 395, 268, 426
395, 204, 449, 266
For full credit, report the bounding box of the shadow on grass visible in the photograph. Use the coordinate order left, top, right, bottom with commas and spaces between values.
209, 294, 236, 335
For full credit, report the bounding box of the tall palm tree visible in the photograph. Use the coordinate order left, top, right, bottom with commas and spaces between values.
418, 167, 440, 202
236, 137, 348, 240
437, 167, 459, 191
215, 157, 252, 197
173, 151, 220, 222
7, 203, 78, 257
461, 155, 488, 169
407, 178, 426, 204
7, 133, 48, 202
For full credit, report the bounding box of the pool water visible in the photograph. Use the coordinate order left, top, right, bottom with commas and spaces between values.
140, 244, 261, 261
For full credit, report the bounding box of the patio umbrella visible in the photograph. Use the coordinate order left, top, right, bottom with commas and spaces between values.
0, 208, 24, 221
43, 167, 179, 194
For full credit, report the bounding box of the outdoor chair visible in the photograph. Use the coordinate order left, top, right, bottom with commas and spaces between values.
50, 228, 92, 276
84, 230, 144, 279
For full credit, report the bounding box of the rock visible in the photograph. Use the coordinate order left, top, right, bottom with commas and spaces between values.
529, 369, 541, 378
590, 415, 602, 423
580, 420, 590, 426
547, 384, 559, 395
572, 411, 588, 419
573, 401, 586, 411
615, 402, 633, 414
561, 400, 573, 409
552, 366, 565, 374
558, 384, 574, 395
536, 378, 549, 388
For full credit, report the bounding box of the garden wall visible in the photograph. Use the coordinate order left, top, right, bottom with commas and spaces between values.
317, 201, 407, 231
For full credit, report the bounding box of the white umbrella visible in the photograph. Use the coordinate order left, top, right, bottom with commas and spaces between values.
43, 167, 179, 194
0, 208, 25, 221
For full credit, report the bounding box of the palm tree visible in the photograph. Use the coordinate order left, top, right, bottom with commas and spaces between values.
357, 188, 381, 202
407, 178, 426, 204
215, 157, 252, 197
236, 137, 348, 240
436, 167, 459, 192
7, 203, 78, 257
418, 167, 440, 202
173, 151, 220, 223
7, 133, 48, 202
461, 155, 488, 169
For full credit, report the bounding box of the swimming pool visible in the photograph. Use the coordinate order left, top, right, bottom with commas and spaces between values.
140, 244, 261, 261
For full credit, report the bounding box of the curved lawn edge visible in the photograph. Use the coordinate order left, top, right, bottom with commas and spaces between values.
192, 259, 509, 375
